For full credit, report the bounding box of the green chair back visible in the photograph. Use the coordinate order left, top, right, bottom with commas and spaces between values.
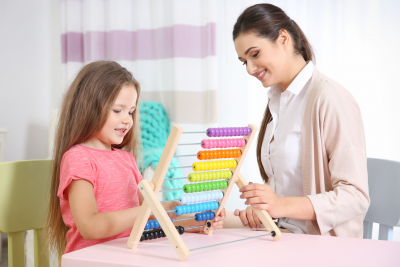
0, 160, 52, 267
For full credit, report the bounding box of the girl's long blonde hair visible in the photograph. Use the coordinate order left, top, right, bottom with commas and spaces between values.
46, 61, 141, 259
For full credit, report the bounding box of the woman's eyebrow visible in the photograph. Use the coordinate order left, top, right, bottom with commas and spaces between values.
238, 46, 258, 59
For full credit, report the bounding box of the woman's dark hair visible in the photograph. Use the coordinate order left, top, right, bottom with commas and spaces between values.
233, 4, 315, 183
233, 4, 314, 62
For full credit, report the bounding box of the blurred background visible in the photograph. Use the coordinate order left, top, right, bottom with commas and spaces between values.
0, 1, 400, 260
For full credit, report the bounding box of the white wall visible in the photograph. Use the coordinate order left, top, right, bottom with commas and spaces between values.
0, 0, 63, 162
0, 0, 399, 242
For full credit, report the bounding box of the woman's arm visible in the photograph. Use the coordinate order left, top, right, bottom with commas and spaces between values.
67, 179, 142, 240
279, 196, 316, 221
238, 183, 316, 221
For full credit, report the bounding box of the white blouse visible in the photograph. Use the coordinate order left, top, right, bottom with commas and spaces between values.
261, 61, 314, 234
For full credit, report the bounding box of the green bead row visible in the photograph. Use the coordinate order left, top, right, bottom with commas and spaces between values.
183, 180, 228, 193
188, 170, 232, 182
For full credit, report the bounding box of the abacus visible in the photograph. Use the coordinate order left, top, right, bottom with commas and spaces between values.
127, 124, 282, 260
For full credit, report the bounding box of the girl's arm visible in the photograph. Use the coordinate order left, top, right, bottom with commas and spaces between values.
139, 190, 144, 205
67, 179, 142, 240
68, 180, 226, 240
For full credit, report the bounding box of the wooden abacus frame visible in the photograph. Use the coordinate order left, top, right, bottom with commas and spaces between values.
127, 124, 281, 261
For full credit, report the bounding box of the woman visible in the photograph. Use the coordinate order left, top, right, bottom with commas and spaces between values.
230, 4, 369, 237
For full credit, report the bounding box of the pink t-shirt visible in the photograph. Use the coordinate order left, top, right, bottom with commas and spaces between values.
57, 144, 142, 254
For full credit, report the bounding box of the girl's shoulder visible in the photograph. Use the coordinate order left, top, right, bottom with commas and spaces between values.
61, 144, 98, 167
64, 144, 92, 157
61, 145, 97, 173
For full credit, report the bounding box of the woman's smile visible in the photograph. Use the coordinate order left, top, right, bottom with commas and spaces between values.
256, 69, 267, 80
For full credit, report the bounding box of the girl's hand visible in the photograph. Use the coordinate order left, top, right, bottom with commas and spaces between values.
212, 208, 226, 230
239, 183, 284, 219
184, 209, 226, 233
234, 206, 262, 229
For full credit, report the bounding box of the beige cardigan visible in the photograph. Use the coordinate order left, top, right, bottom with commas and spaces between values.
302, 68, 369, 238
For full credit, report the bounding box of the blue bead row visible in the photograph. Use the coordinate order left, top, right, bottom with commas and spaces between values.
194, 211, 215, 221
144, 217, 173, 231
144, 211, 217, 230
175, 201, 219, 215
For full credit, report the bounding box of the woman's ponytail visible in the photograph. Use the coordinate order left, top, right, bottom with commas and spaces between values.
291, 19, 315, 63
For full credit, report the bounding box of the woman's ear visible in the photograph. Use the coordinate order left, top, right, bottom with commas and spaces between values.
278, 29, 290, 49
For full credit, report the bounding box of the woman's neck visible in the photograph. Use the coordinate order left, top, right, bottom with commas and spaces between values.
278, 56, 307, 91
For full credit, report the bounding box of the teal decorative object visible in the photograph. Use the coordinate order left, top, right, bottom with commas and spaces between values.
139, 101, 184, 200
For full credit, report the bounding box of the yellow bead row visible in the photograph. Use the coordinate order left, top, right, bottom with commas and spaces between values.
192, 160, 237, 172
188, 170, 233, 182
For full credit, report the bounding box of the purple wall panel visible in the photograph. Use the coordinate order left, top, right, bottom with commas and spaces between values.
61, 23, 216, 63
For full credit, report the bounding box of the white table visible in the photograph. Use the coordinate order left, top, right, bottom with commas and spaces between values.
62, 229, 400, 266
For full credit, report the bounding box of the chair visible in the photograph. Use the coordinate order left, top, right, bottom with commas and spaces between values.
363, 158, 400, 241
0, 160, 52, 267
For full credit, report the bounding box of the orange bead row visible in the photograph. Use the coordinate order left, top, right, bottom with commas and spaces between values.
197, 149, 242, 160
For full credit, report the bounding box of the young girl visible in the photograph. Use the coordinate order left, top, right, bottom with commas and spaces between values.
46, 61, 226, 259
229, 4, 369, 237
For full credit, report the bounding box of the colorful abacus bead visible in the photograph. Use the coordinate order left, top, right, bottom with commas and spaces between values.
149, 231, 154, 240
197, 149, 242, 160
159, 229, 166, 237
183, 180, 228, 193
192, 160, 237, 171
188, 170, 232, 182
194, 211, 215, 221
144, 218, 173, 230
201, 138, 246, 149
206, 127, 251, 137
140, 229, 167, 242
179, 191, 223, 204
142, 232, 149, 241
174, 201, 219, 215
176, 226, 185, 235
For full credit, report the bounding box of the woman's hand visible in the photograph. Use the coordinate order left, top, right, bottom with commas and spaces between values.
234, 206, 262, 229
239, 183, 284, 219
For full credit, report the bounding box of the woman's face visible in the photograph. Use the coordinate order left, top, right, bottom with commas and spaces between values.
234, 31, 289, 88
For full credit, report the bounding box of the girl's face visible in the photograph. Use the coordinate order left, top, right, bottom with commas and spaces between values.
92, 84, 138, 150
234, 31, 290, 88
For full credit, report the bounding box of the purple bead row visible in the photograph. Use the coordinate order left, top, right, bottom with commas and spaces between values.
206, 127, 251, 137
